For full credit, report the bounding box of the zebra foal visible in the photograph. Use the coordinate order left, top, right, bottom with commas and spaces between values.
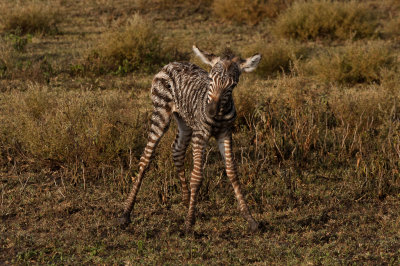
120, 45, 261, 232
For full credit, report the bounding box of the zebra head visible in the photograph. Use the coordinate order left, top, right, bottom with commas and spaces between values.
192, 45, 261, 117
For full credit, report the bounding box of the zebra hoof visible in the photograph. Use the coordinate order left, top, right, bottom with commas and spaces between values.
248, 220, 260, 233
117, 214, 131, 229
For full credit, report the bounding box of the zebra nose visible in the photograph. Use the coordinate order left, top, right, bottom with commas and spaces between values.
206, 100, 219, 117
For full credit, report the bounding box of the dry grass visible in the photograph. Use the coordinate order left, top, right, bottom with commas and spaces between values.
274, 0, 378, 41
2, 76, 400, 264
241, 39, 310, 77
1, 76, 399, 198
0, 84, 150, 176
384, 16, 400, 40
84, 14, 188, 75
0, 39, 13, 78
234, 75, 400, 198
0, 0, 61, 35
212, 0, 294, 25
303, 41, 397, 84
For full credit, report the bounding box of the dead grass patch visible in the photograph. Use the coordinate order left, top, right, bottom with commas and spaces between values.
84, 14, 188, 75
0, 84, 150, 177
242, 39, 310, 78
0, 0, 61, 35
234, 75, 400, 199
213, 0, 294, 25
274, 0, 378, 41
304, 41, 397, 84
384, 16, 400, 40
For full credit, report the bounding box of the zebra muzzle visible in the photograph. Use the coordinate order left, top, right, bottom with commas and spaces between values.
206, 98, 220, 118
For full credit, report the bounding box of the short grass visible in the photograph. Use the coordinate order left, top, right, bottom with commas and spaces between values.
1, 0, 400, 264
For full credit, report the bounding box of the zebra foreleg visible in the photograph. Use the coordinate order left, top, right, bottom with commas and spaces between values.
218, 134, 259, 232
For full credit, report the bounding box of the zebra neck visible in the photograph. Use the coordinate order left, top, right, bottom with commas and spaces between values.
205, 83, 213, 105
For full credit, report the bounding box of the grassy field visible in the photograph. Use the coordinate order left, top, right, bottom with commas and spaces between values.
1, 0, 400, 264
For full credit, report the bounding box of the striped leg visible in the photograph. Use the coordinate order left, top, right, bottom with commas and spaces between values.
120, 108, 171, 228
218, 134, 259, 232
172, 114, 192, 206
185, 132, 208, 231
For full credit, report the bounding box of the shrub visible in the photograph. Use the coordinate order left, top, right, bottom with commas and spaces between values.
85, 14, 188, 75
242, 39, 310, 78
0, 1, 61, 35
0, 84, 150, 175
212, 0, 294, 25
304, 41, 397, 84
274, 0, 378, 41
384, 16, 400, 40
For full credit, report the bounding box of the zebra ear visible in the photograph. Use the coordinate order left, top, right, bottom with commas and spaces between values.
240, 54, 262, 73
193, 45, 220, 67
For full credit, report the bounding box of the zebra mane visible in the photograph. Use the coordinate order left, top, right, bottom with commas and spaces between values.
220, 47, 236, 60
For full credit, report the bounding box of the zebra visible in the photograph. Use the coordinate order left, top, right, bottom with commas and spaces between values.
119, 45, 261, 232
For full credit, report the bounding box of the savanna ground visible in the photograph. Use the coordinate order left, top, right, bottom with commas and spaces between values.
1, 0, 400, 264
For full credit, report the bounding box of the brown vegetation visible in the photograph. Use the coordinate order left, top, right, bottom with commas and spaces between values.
84, 14, 188, 75
303, 41, 397, 84
0, 37, 56, 84
0, 0, 61, 35
274, 0, 378, 40
213, 0, 294, 24
241, 39, 310, 77
0, 85, 149, 176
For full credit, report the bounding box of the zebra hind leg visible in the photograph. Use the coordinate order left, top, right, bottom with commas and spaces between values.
119, 106, 172, 228
185, 131, 208, 233
172, 113, 192, 207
